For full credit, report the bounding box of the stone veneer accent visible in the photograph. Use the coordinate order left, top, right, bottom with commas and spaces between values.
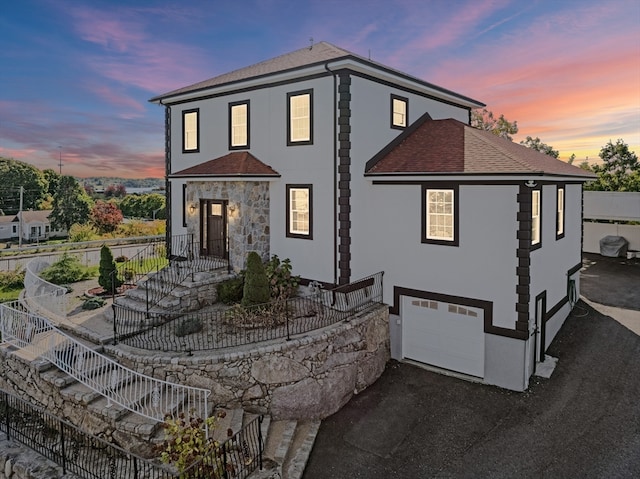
186, 181, 270, 270
106, 304, 390, 420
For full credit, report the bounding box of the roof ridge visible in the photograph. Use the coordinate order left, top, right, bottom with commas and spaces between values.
465, 126, 538, 172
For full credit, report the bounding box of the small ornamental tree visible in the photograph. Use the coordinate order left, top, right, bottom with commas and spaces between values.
91, 200, 124, 234
242, 251, 270, 307
98, 245, 122, 293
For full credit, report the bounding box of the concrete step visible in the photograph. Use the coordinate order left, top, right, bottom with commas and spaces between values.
282, 421, 321, 479
262, 419, 297, 477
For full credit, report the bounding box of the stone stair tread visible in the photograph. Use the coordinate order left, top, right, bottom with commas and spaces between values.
283, 420, 321, 479
212, 407, 245, 444
264, 419, 298, 465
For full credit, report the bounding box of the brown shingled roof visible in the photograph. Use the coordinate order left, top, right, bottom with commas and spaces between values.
171, 151, 279, 177
366, 118, 596, 178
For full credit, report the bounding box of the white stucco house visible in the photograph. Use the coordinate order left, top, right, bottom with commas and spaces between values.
0, 215, 18, 241
150, 42, 595, 391
15, 210, 66, 243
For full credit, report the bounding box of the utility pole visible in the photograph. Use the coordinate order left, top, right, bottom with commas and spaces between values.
58, 146, 63, 175
18, 186, 23, 248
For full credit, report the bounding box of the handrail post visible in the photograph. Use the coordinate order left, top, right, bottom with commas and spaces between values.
112, 304, 118, 345
258, 415, 264, 470
286, 300, 291, 341
3, 392, 10, 440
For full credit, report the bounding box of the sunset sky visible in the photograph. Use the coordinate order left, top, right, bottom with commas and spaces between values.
1, 0, 639, 178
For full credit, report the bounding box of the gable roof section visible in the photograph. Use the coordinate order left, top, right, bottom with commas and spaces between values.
170, 151, 280, 178
19, 210, 52, 223
0, 215, 16, 224
366, 117, 596, 179
150, 41, 483, 108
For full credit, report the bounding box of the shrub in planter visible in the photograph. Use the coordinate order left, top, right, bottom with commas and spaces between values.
175, 317, 203, 337
242, 252, 270, 307
217, 276, 244, 304
265, 255, 299, 300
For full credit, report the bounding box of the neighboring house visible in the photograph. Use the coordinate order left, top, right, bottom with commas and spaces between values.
0, 215, 18, 241
150, 41, 595, 392
15, 210, 66, 243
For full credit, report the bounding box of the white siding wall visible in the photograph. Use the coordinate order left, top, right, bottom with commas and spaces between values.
352, 183, 519, 328
168, 77, 337, 281
529, 183, 583, 350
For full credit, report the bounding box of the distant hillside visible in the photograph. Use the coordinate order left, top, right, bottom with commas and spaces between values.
78, 177, 165, 191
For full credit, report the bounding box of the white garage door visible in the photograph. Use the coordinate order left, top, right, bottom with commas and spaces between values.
402, 297, 485, 378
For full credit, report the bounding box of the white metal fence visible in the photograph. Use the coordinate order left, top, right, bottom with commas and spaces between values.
0, 298, 211, 427
23, 258, 68, 319
583, 191, 640, 253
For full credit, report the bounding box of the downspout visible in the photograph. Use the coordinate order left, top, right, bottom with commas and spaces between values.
325, 61, 338, 285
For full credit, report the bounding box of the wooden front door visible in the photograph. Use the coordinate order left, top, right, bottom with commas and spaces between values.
200, 200, 227, 258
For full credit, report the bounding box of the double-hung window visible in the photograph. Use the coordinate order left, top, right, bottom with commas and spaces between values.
531, 189, 541, 247
229, 100, 249, 149
287, 90, 313, 145
286, 185, 313, 239
182, 109, 199, 152
391, 94, 408, 129
422, 185, 459, 246
556, 186, 565, 239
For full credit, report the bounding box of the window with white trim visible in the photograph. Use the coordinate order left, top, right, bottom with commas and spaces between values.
287, 90, 312, 145
391, 94, 408, 128
229, 101, 249, 149
532, 189, 541, 245
182, 109, 199, 152
556, 187, 564, 238
286, 185, 312, 239
426, 189, 454, 241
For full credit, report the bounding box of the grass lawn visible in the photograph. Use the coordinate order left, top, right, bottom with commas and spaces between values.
0, 287, 21, 303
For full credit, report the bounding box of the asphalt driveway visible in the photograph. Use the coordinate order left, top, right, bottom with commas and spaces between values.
304, 256, 640, 478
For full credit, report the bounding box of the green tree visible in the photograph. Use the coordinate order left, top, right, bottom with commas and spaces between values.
0, 157, 48, 214
118, 193, 166, 219
42, 169, 61, 197
242, 251, 270, 307
49, 176, 93, 231
585, 139, 640, 191
98, 245, 122, 293
520, 136, 560, 159
567, 153, 576, 165
471, 108, 519, 141
578, 161, 592, 171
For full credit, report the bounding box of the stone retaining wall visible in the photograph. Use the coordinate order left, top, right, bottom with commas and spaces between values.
108, 304, 390, 420
0, 436, 79, 479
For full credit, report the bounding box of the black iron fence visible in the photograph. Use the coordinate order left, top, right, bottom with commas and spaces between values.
110, 234, 229, 315
113, 272, 384, 352
182, 415, 264, 479
0, 389, 264, 479
0, 389, 174, 478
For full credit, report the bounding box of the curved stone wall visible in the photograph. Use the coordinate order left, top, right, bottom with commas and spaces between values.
107, 304, 390, 420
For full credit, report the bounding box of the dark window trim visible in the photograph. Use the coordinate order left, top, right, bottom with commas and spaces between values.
182, 184, 187, 227
182, 108, 200, 153
421, 183, 459, 247
286, 89, 313, 146
286, 184, 313, 239
228, 99, 250, 150
531, 186, 542, 251
556, 184, 565, 240
390, 94, 408, 129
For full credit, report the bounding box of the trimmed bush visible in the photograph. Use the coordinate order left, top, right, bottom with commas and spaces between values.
41, 253, 92, 285
98, 245, 122, 294
216, 276, 244, 304
174, 317, 203, 337
242, 252, 270, 307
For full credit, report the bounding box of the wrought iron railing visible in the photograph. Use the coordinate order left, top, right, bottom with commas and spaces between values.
111, 235, 228, 316
0, 299, 211, 426
181, 415, 264, 479
0, 389, 265, 479
0, 389, 175, 478
23, 257, 68, 318
114, 272, 384, 352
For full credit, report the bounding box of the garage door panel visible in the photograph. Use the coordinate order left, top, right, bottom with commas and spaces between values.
403, 297, 484, 378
